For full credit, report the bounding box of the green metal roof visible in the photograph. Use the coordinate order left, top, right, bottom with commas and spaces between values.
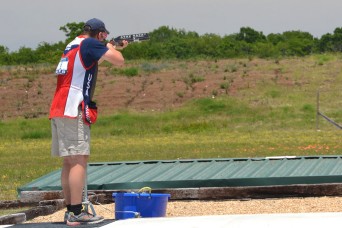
18, 156, 342, 194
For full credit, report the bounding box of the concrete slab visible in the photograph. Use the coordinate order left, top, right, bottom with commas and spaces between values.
1, 212, 342, 227
102, 212, 342, 228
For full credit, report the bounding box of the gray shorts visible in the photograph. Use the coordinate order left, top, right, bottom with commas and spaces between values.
51, 109, 90, 157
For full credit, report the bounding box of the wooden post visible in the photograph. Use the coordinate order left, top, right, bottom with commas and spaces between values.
316, 90, 320, 131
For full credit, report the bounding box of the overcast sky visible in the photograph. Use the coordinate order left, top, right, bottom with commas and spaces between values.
1, 0, 342, 51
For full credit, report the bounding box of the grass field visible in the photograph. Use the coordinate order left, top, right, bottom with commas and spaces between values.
1, 55, 342, 200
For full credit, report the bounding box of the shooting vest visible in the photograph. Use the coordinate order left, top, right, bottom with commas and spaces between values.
50, 35, 90, 119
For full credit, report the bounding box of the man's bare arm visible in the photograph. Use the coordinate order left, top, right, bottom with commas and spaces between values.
99, 40, 129, 66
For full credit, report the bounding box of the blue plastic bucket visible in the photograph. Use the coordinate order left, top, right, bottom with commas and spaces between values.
112, 192, 171, 220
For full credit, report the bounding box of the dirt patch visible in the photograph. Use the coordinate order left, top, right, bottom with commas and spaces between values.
0, 59, 300, 120
26, 196, 342, 223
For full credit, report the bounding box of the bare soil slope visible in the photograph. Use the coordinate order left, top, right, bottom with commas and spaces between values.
0, 59, 299, 120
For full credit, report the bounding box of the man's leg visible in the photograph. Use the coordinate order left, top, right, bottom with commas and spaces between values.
62, 155, 88, 207
61, 160, 71, 207
63, 155, 104, 226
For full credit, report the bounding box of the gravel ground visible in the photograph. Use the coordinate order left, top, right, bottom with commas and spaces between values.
26, 196, 342, 223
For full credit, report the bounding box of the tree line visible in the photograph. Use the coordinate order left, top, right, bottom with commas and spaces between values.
1, 22, 342, 65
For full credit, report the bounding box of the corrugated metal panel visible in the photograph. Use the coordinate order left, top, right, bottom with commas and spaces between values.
18, 156, 342, 194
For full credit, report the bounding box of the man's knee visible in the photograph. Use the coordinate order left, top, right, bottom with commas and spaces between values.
63, 155, 89, 167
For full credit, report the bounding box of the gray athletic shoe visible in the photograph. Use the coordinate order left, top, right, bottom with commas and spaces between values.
64, 211, 69, 223
66, 211, 104, 226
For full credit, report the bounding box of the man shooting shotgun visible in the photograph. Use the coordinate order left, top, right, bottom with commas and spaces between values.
50, 18, 128, 226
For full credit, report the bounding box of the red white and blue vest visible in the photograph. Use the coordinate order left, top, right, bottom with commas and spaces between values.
50, 35, 107, 124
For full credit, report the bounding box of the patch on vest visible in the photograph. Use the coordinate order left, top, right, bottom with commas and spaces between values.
55, 57, 69, 75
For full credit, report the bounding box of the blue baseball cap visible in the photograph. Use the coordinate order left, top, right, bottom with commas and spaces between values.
85, 18, 110, 34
